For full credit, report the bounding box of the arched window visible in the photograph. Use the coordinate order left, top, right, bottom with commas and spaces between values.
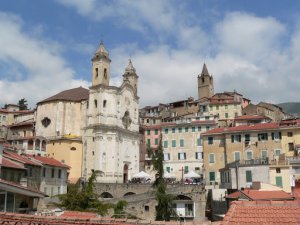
104, 68, 107, 79
95, 68, 98, 78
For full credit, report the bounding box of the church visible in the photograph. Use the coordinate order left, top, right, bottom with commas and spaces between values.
82, 41, 140, 183
35, 41, 140, 183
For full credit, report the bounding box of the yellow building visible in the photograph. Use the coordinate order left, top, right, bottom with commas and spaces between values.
280, 120, 300, 157
202, 122, 283, 184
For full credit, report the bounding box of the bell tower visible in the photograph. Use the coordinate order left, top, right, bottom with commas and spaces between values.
123, 59, 139, 95
198, 63, 214, 99
91, 41, 111, 86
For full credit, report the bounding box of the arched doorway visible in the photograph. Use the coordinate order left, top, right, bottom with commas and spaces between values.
123, 164, 129, 183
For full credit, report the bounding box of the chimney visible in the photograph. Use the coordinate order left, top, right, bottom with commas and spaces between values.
20, 178, 28, 187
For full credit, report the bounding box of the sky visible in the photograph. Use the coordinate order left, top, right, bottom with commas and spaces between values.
0, 0, 300, 108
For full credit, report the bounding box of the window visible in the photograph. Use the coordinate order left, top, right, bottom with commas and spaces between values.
94, 100, 97, 108
43, 168, 46, 177
155, 138, 158, 145
276, 176, 283, 187
103, 100, 107, 108
178, 127, 182, 133
104, 68, 107, 79
166, 167, 171, 173
271, 132, 281, 140
185, 127, 189, 132
261, 150, 268, 159
246, 151, 253, 160
274, 149, 281, 156
205, 116, 210, 120
192, 127, 195, 132
225, 105, 228, 109
288, 132, 293, 137
164, 153, 170, 161
231, 134, 241, 143
95, 68, 98, 77
276, 168, 281, 173
258, 133, 268, 141
196, 152, 203, 160
144, 206, 149, 212
209, 153, 215, 163
198, 126, 202, 132
164, 140, 168, 148
206, 126, 210, 131
225, 113, 228, 118
234, 151, 240, 161
155, 129, 158, 135
208, 137, 213, 145
172, 140, 176, 147
244, 134, 250, 142
246, 170, 252, 182
288, 143, 294, 151
172, 128, 176, 133
58, 169, 61, 178
147, 139, 151, 147
184, 166, 189, 174
209, 172, 215, 181
216, 105, 219, 110
178, 153, 186, 160
165, 128, 168, 134
51, 168, 55, 178
197, 138, 202, 146
147, 130, 150, 135
180, 139, 184, 147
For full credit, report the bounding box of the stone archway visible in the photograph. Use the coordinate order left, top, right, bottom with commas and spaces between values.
123, 164, 129, 183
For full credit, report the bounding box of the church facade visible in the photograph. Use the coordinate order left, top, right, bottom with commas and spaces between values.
82, 42, 140, 183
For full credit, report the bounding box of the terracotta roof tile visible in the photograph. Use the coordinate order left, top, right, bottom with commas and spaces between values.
222, 200, 300, 225
38, 87, 89, 104
241, 190, 294, 201
60, 211, 98, 218
203, 122, 279, 135
30, 155, 70, 168
1, 157, 26, 170
4, 151, 42, 166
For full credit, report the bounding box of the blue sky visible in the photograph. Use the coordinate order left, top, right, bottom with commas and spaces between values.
1, 0, 300, 108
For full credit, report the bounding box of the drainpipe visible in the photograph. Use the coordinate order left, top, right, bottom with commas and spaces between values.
235, 161, 239, 189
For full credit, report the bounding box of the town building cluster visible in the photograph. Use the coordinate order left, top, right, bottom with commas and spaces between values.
1, 41, 300, 223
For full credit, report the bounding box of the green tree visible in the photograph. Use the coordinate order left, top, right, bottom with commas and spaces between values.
113, 200, 128, 218
58, 170, 111, 215
18, 98, 29, 110
151, 134, 176, 221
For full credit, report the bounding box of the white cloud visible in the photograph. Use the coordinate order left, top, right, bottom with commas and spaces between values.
0, 12, 89, 108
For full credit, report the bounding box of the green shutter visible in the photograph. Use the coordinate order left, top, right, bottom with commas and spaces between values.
180, 139, 184, 147
147, 130, 150, 135
197, 138, 202, 146
164, 141, 168, 148
178, 153, 180, 159
166, 167, 170, 173
147, 139, 151, 147
246, 171, 252, 182
276, 176, 283, 187
172, 140, 176, 147
209, 172, 215, 181
192, 127, 195, 132
185, 127, 188, 132
155, 138, 158, 145
184, 166, 189, 173
231, 135, 234, 143
178, 127, 182, 133
165, 128, 168, 134
271, 132, 274, 140
155, 129, 158, 135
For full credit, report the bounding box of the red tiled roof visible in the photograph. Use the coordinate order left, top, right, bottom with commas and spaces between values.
222, 200, 300, 225
38, 87, 89, 104
0, 212, 210, 224
1, 157, 26, 170
226, 191, 241, 199
202, 122, 279, 135
234, 115, 267, 120
31, 155, 70, 168
4, 151, 42, 166
60, 211, 98, 219
241, 190, 294, 201
0, 179, 46, 197
191, 120, 216, 125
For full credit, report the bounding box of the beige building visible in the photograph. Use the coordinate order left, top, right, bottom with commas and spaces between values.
162, 116, 216, 181
83, 42, 140, 183
35, 87, 89, 182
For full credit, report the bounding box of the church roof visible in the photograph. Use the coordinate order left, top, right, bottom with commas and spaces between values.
93, 41, 110, 61
125, 59, 136, 74
38, 87, 89, 104
201, 63, 210, 76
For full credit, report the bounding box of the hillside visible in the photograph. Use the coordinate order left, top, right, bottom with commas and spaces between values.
278, 102, 300, 116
